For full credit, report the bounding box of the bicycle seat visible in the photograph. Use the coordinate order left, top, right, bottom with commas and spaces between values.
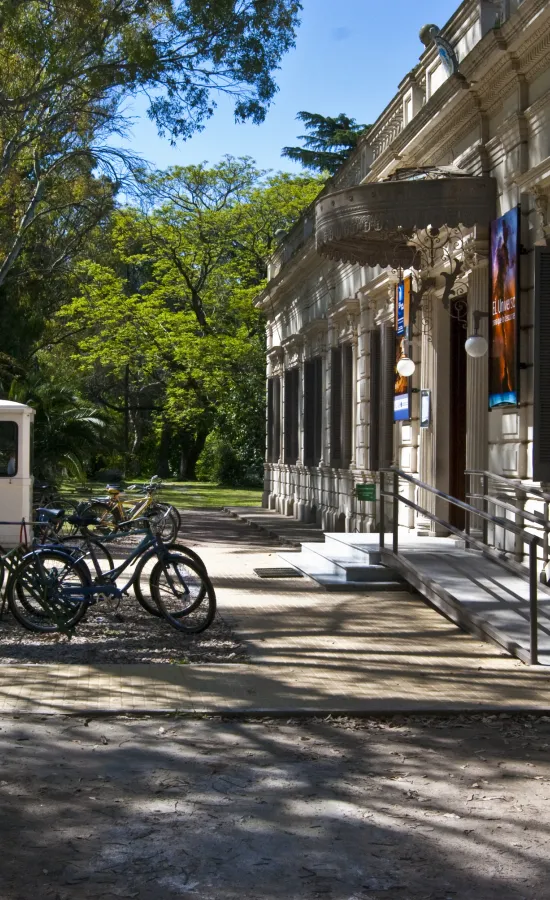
67, 513, 102, 527
106, 484, 121, 494
36, 507, 65, 522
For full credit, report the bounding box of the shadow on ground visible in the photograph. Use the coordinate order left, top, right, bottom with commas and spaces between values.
0, 714, 549, 899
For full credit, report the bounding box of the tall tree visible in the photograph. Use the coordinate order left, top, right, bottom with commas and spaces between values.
282, 111, 368, 175
49, 159, 322, 476
0, 0, 302, 287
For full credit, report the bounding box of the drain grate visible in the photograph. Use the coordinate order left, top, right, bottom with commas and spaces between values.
253, 567, 303, 578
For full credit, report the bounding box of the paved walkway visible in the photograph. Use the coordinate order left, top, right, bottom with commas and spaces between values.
1, 509, 550, 714
224, 505, 325, 546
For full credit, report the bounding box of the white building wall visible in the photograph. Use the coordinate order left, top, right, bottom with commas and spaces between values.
258, 0, 550, 532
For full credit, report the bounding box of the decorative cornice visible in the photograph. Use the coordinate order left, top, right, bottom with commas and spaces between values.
315, 177, 496, 268
514, 154, 550, 192
281, 334, 304, 368
300, 318, 328, 357
327, 298, 360, 321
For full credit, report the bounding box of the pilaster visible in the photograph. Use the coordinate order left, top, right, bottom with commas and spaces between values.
417, 292, 451, 534
417, 302, 437, 534
465, 261, 490, 473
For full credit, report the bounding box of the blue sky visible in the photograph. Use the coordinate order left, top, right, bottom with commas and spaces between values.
119, 0, 460, 174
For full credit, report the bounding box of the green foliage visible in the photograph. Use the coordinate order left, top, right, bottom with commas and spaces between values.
196, 430, 263, 487
51, 157, 321, 478
8, 375, 109, 481
282, 111, 369, 175
0, 0, 302, 287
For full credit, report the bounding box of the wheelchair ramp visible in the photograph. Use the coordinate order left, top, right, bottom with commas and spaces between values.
381, 547, 550, 666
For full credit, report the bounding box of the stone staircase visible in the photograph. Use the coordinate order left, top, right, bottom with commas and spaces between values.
278, 533, 460, 592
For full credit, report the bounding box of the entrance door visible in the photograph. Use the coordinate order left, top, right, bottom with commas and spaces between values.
449, 301, 467, 529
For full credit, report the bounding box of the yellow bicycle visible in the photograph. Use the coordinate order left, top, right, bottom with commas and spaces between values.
79, 477, 180, 543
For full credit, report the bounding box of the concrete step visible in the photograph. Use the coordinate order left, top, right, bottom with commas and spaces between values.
325, 533, 464, 553
299, 542, 406, 583
278, 548, 408, 592
322, 536, 383, 565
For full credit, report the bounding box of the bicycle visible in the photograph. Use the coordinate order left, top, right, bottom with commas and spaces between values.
32, 482, 79, 538
34, 507, 115, 574
6, 514, 216, 635
0, 513, 115, 625
80, 477, 180, 543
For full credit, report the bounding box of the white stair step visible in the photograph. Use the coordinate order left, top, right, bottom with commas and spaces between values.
325, 533, 464, 552
298, 542, 404, 583
278, 550, 407, 591
322, 536, 382, 564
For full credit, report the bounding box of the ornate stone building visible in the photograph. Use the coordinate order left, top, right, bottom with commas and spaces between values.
256, 0, 550, 535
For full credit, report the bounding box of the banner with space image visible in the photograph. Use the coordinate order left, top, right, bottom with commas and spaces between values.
394, 277, 411, 421
489, 207, 520, 408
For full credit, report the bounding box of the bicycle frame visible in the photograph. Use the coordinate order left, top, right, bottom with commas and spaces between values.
92, 484, 161, 529
59, 527, 176, 604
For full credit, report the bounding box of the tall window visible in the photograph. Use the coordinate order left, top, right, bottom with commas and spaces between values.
0, 421, 18, 477
284, 368, 299, 464
330, 345, 353, 468
267, 376, 281, 463
304, 357, 323, 466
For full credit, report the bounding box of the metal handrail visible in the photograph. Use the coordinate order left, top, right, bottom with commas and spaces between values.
467, 493, 550, 531
379, 467, 541, 665
380, 469, 539, 544
466, 469, 550, 565
466, 469, 550, 504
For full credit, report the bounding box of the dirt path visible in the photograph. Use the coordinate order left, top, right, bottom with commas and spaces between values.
1, 712, 549, 899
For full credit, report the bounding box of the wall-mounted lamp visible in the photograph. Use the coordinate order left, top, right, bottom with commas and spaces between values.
396, 338, 416, 377
464, 310, 489, 358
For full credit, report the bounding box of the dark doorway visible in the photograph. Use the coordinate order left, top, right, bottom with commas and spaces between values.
449, 301, 468, 529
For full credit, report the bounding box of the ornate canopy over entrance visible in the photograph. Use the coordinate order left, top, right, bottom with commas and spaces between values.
315, 174, 497, 267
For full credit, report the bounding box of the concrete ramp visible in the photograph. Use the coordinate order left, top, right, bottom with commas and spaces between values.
382, 547, 550, 666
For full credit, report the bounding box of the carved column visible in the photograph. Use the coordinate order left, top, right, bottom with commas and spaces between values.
465, 260, 490, 535
417, 291, 450, 534
466, 261, 489, 473
417, 297, 437, 534
350, 328, 359, 469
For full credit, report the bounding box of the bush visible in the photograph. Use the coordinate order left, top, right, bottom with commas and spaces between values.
196, 431, 263, 487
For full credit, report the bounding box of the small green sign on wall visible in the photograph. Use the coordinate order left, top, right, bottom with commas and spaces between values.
356, 483, 376, 502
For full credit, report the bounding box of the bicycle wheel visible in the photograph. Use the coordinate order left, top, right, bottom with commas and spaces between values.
146, 505, 178, 543
54, 501, 81, 538
78, 501, 119, 536
8, 549, 90, 633
149, 553, 216, 633
132, 544, 207, 617
56, 535, 114, 576
161, 503, 181, 532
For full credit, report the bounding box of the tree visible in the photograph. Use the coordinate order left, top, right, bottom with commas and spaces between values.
0, 0, 302, 287
282, 111, 368, 175
50, 158, 322, 477
9, 376, 108, 481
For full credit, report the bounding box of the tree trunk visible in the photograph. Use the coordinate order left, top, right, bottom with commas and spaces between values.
156, 420, 172, 478
178, 427, 208, 480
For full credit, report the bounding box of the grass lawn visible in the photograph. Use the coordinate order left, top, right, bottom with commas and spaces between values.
58, 479, 262, 509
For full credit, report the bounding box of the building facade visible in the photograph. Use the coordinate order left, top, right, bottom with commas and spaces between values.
256, 0, 550, 535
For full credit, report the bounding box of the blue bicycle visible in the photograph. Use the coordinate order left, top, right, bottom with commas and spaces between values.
6, 514, 216, 635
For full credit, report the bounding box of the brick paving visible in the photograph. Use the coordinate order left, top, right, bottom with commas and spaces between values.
1, 509, 550, 713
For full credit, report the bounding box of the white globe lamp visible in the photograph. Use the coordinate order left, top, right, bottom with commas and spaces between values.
396, 355, 416, 377
464, 333, 488, 358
